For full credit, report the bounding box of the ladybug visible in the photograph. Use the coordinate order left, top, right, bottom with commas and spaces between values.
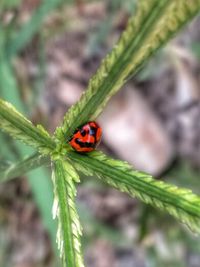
69, 121, 102, 152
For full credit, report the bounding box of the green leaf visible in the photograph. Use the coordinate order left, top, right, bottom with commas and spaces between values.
0, 98, 55, 153
0, 50, 27, 114
56, 0, 200, 143
0, 132, 21, 161
0, 153, 49, 182
68, 151, 200, 233
52, 160, 84, 267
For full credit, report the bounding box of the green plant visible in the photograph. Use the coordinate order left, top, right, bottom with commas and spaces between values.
1, 1, 200, 266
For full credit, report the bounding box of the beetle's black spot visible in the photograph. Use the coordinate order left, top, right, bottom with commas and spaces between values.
89, 126, 97, 136
75, 138, 96, 148
80, 129, 87, 137
75, 138, 83, 146
85, 142, 96, 148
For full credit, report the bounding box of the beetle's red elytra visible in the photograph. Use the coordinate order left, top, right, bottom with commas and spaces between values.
69, 121, 102, 152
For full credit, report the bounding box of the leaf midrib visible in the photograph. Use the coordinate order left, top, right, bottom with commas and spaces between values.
56, 161, 76, 267
68, 152, 200, 218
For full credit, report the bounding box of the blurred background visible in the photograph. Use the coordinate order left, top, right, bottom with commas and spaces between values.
1, 0, 200, 266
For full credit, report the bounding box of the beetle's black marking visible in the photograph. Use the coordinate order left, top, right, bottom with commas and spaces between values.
75, 138, 96, 148
89, 126, 97, 136
89, 126, 97, 143
80, 129, 87, 137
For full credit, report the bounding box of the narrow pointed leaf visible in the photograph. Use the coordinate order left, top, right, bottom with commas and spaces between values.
56, 0, 200, 143
0, 153, 50, 182
0, 99, 55, 153
52, 160, 84, 267
68, 151, 200, 233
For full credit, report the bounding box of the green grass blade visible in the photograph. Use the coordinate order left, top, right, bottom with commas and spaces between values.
56, 0, 200, 143
0, 153, 49, 182
68, 151, 200, 234
52, 160, 84, 267
6, 0, 67, 58
0, 53, 27, 114
0, 132, 21, 161
0, 98, 55, 153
